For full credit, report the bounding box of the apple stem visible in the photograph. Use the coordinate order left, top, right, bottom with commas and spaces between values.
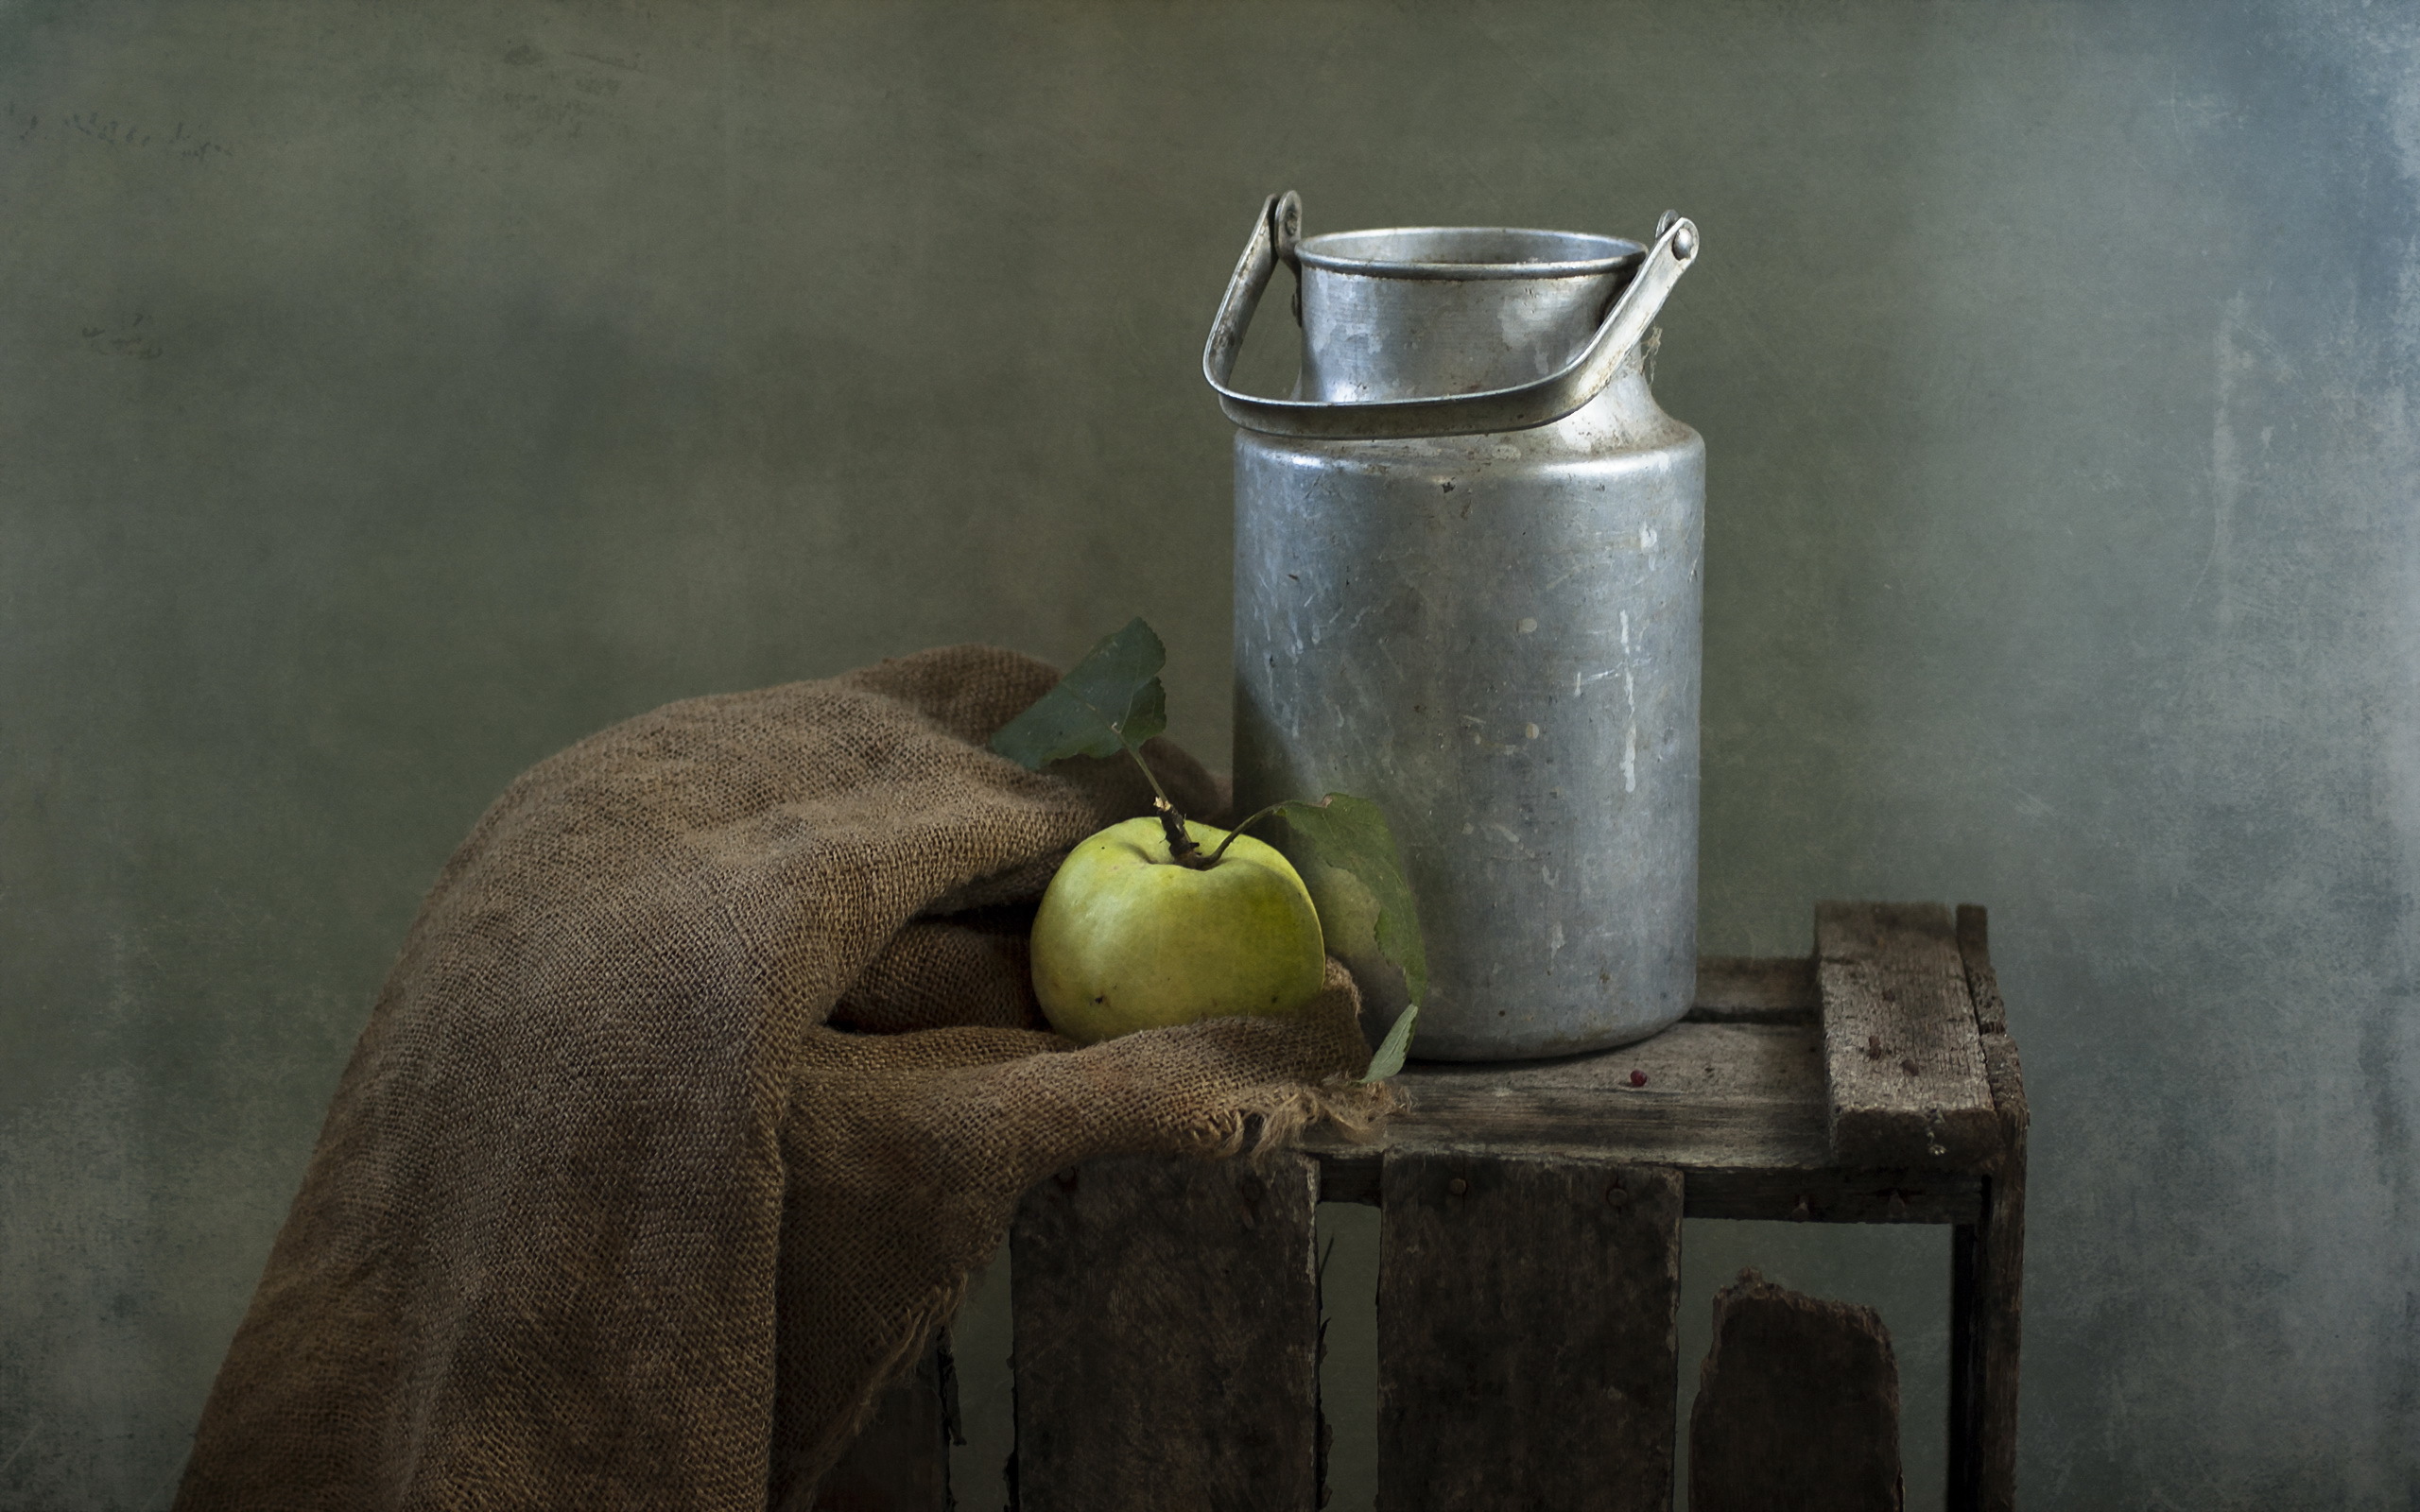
1152, 797, 1205, 866
1122, 740, 1207, 867
1202, 802, 1291, 867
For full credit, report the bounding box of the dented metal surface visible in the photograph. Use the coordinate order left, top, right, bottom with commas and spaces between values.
1212, 194, 1704, 1060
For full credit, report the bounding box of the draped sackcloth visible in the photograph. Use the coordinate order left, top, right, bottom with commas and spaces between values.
176, 644, 1382, 1509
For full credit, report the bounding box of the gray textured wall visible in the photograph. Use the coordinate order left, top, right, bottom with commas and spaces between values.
5, 2, 2416, 1506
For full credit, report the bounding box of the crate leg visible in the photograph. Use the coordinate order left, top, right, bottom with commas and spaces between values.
1949, 908, 2028, 1512
1011, 1152, 1322, 1511
1946, 1164, 2023, 1510
1375, 1150, 1683, 1512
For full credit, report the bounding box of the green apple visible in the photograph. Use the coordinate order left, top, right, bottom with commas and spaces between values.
1030, 816, 1326, 1044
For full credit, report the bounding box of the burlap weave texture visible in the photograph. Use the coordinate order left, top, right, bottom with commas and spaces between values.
176, 644, 1380, 1509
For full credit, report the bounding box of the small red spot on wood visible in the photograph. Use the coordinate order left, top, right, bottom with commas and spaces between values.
1628, 1069, 1648, 1088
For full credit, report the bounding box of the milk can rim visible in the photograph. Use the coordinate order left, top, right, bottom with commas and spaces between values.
1295, 226, 1646, 281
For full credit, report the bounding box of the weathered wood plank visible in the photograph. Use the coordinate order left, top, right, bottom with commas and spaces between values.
1299, 944, 2008, 1221
1317, 1147, 1981, 1221
1683, 1166, 1983, 1224
1949, 906, 2027, 1512
1406, 1017, 1828, 1095
809, 1339, 953, 1512
1956, 903, 2008, 1035
1359, 1076, 1826, 1165
1303, 1019, 1831, 1186
1687, 1271, 1904, 1512
1010, 1153, 1321, 1511
1688, 954, 1820, 1023
1817, 902, 1999, 1168
1375, 1150, 1683, 1512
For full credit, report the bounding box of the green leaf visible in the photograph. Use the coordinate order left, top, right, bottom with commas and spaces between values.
989, 618, 1169, 769
1362, 998, 1422, 1085
1278, 793, 1427, 1080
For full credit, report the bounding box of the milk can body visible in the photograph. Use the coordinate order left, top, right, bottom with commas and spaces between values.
1204, 196, 1704, 1061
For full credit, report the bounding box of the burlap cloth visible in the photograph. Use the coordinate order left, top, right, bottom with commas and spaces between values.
175, 644, 1386, 1510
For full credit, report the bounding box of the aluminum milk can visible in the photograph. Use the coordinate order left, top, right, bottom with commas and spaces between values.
1202, 192, 1703, 1061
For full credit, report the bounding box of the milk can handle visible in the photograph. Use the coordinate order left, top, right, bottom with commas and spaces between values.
1201, 191, 1699, 440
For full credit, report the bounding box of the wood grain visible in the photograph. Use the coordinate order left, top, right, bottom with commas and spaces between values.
1817, 902, 1999, 1168
1316, 1148, 1980, 1221
1010, 1153, 1321, 1511
1681, 1165, 1983, 1224
1955, 905, 2009, 1034
1949, 906, 2027, 1512
1375, 1150, 1683, 1512
1304, 1019, 1833, 1194
1302, 1009, 1981, 1220
1688, 954, 1820, 1023
1687, 1271, 1904, 1512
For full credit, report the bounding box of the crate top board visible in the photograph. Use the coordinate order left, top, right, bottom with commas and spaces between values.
1305, 901, 2027, 1226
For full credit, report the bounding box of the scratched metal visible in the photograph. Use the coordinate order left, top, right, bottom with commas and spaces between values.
1219, 210, 1703, 1060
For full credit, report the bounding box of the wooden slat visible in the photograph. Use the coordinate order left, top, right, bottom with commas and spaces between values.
1957, 903, 2009, 1035
1817, 902, 1999, 1168
1321, 1149, 1980, 1222
809, 1340, 952, 1512
1307, 1019, 1830, 1189
1683, 1166, 1982, 1224
1303, 1009, 1981, 1220
1301, 938, 2012, 1220
1010, 1153, 1321, 1511
1949, 905, 2028, 1512
1375, 1150, 1683, 1512
1687, 1271, 1904, 1512
1688, 954, 1820, 1023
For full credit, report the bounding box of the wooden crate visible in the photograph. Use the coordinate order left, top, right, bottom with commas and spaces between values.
820, 901, 2027, 1512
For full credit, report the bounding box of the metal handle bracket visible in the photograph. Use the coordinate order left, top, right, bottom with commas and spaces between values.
1201, 192, 1698, 441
